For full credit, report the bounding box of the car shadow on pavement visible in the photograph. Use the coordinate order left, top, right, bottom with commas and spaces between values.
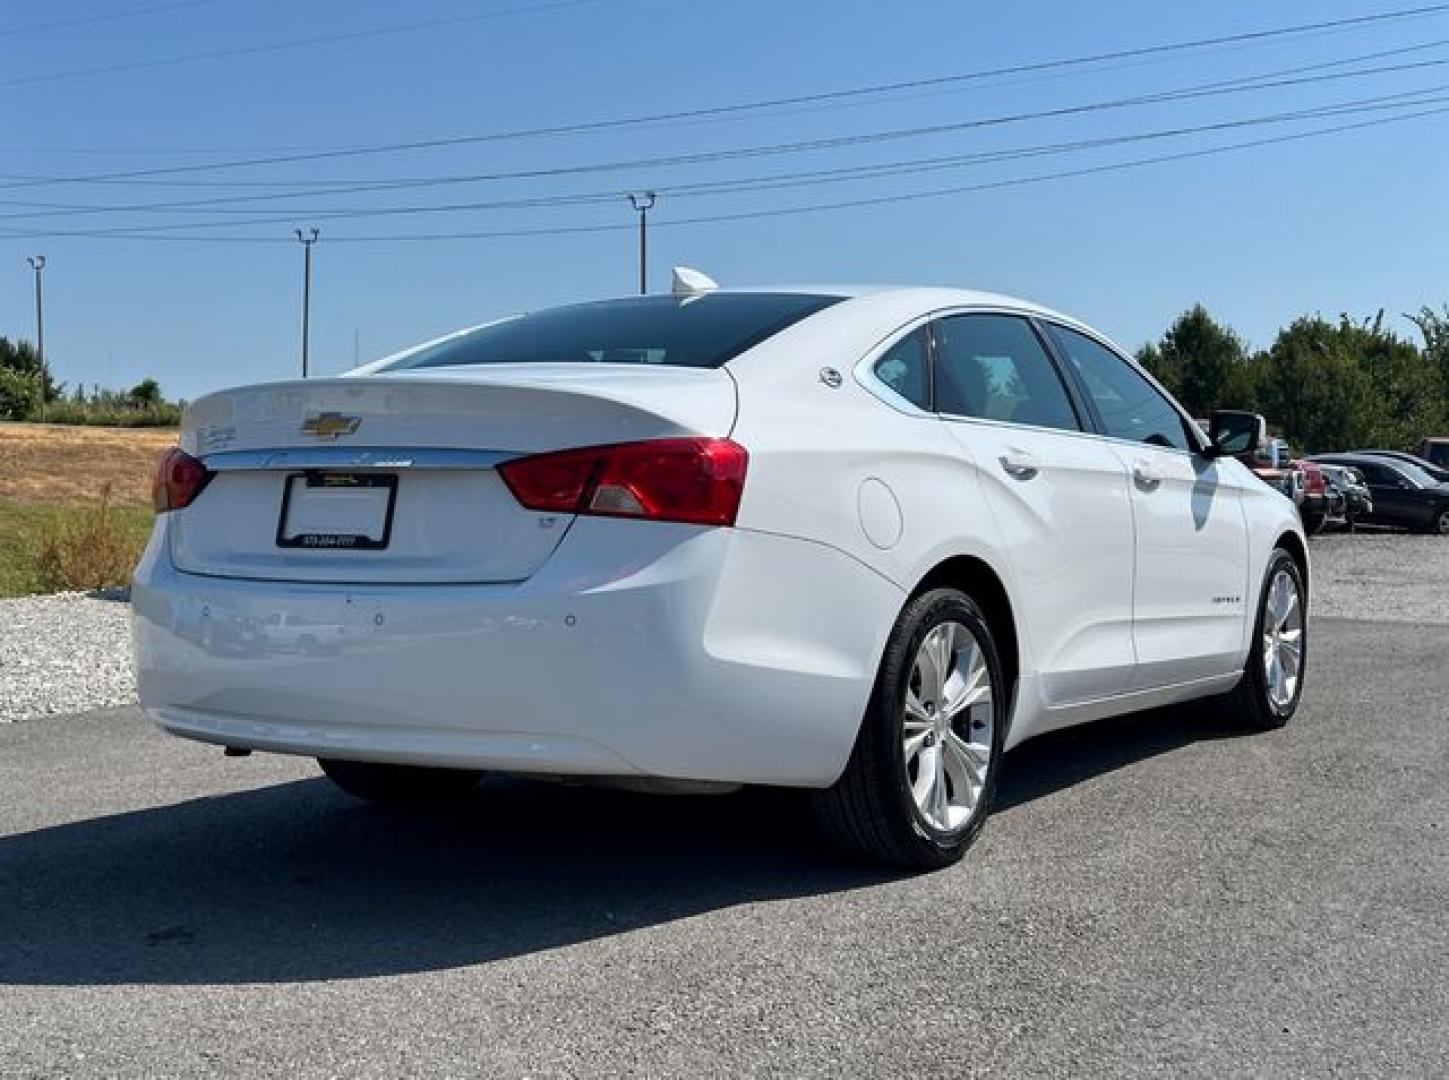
0, 777, 889, 987
0, 702, 1244, 987
995, 699, 1245, 813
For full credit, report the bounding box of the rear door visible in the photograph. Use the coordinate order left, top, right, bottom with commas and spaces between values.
930, 313, 1137, 704
1044, 323, 1250, 690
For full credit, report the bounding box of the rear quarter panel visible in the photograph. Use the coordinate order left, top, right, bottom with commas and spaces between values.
725, 295, 1037, 677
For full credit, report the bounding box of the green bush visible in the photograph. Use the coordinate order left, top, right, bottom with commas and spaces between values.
0, 369, 43, 421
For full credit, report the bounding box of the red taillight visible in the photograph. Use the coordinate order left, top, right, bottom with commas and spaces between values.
498, 438, 748, 527
151, 447, 214, 513
1298, 464, 1326, 495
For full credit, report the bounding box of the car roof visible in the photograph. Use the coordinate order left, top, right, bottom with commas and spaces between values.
357, 284, 1120, 377
717, 284, 1079, 321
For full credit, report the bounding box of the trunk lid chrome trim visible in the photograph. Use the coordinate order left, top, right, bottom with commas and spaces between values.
201, 447, 518, 472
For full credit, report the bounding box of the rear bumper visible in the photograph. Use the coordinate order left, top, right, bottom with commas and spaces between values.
131, 516, 903, 787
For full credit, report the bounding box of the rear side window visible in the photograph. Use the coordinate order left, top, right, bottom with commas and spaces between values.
932, 314, 1081, 432
1048, 324, 1194, 452
872, 330, 930, 409
383, 293, 842, 371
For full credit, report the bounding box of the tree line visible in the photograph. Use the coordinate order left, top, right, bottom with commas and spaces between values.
1137, 304, 1449, 454
0, 337, 181, 426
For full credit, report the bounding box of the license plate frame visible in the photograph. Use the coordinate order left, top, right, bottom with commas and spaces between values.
276, 471, 398, 551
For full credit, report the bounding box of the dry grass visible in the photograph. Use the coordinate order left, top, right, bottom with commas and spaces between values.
0, 499, 153, 595
33, 483, 149, 593
0, 421, 175, 509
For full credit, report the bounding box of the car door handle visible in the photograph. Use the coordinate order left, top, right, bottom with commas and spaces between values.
999, 451, 1039, 480
1132, 460, 1162, 490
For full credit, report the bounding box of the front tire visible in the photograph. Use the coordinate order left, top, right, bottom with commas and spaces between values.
1427, 508, 1449, 536
318, 759, 484, 806
814, 588, 1007, 869
1226, 548, 1308, 731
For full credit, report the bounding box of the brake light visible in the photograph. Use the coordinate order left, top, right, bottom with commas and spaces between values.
1299, 464, 1326, 495
498, 438, 748, 527
151, 447, 214, 513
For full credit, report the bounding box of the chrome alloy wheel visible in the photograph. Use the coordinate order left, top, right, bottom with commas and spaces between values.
901, 621, 994, 832
1262, 569, 1305, 711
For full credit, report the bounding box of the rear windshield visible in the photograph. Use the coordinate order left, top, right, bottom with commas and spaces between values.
383, 293, 842, 371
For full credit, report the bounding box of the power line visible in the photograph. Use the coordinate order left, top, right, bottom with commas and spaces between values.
4, 1, 1447, 185
0, 103, 1443, 245
2, 0, 605, 88
4, 32, 1446, 193
2, 47, 1447, 222
0, 0, 219, 39
21, 87, 1449, 237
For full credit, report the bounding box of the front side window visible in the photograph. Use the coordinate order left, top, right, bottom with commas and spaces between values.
932, 314, 1080, 432
1047, 323, 1194, 451
382, 293, 842, 371
872, 329, 929, 409
1354, 462, 1395, 486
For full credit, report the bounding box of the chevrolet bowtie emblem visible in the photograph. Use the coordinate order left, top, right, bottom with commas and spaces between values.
301, 412, 362, 439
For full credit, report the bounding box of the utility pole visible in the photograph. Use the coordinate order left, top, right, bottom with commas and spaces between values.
294, 228, 320, 377
627, 192, 656, 295
25, 255, 46, 419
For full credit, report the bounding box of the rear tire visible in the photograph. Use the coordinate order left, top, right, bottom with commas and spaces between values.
1428, 508, 1449, 536
814, 588, 1008, 869
1225, 548, 1307, 731
318, 759, 483, 806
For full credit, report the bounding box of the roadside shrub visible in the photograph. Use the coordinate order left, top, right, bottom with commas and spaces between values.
34, 484, 147, 592
34, 400, 182, 427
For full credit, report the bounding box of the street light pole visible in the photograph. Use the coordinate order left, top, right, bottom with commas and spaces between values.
25, 254, 45, 367
294, 228, 320, 377
627, 192, 656, 295
25, 255, 46, 419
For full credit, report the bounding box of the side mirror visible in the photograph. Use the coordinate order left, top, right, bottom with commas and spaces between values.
1207, 410, 1267, 459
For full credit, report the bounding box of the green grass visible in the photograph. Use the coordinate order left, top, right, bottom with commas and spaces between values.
0, 501, 153, 597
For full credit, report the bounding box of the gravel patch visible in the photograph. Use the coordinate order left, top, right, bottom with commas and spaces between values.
0, 592, 136, 723
1308, 530, 1449, 624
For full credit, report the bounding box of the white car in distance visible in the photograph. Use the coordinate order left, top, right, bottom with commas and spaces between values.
132, 273, 1308, 868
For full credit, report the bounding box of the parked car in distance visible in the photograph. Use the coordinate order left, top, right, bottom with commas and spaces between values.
1314, 463, 1372, 529
1292, 459, 1333, 534
133, 280, 1310, 868
1225, 432, 1303, 507
1309, 452, 1449, 534
1360, 449, 1449, 485
1413, 437, 1449, 468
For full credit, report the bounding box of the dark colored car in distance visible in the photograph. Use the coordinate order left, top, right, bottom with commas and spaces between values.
1309, 453, 1449, 535
1362, 450, 1449, 485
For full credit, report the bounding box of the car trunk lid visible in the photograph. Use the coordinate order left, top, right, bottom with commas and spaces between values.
168, 366, 736, 584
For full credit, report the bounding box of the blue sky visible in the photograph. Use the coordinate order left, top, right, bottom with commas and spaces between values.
3, 0, 1448, 402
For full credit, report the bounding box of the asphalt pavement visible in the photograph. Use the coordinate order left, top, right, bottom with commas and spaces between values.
1, 616, 1446, 1078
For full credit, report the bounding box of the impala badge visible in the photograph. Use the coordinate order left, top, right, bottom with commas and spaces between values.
301, 412, 361, 439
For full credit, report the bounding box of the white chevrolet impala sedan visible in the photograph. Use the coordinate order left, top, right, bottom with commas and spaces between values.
132, 277, 1308, 867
